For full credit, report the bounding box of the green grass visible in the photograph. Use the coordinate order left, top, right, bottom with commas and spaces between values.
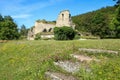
0, 39, 120, 80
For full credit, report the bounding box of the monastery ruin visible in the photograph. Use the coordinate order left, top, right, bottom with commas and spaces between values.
27, 10, 75, 40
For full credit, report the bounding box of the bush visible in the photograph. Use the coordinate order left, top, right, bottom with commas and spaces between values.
54, 26, 76, 40
35, 33, 41, 40
74, 34, 80, 40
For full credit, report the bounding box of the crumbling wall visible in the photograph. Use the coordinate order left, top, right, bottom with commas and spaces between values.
34, 22, 55, 35
27, 10, 75, 40
56, 10, 75, 28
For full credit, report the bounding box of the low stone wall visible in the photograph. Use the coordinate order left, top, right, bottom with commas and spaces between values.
41, 34, 54, 39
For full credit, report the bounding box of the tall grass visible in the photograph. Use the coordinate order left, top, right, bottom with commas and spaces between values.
0, 39, 120, 80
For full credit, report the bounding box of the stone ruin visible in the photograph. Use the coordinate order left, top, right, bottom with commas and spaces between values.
27, 10, 75, 40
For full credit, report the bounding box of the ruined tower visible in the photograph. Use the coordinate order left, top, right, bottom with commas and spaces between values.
56, 10, 75, 29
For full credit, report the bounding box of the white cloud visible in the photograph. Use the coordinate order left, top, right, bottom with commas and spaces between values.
0, 0, 65, 27
0, 0, 65, 15
12, 14, 32, 19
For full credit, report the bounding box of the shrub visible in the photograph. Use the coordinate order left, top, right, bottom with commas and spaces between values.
54, 26, 76, 40
74, 34, 80, 40
35, 33, 41, 40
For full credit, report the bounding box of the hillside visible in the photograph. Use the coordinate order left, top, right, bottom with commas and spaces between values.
72, 6, 116, 38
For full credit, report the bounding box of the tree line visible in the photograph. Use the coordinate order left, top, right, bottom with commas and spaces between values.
72, 6, 119, 38
0, 15, 20, 40
72, 0, 120, 38
0, 14, 28, 40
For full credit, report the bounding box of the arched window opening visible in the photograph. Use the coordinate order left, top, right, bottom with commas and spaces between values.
62, 14, 64, 21
43, 28, 47, 32
48, 28, 52, 32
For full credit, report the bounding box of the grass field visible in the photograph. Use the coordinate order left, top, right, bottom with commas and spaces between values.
0, 39, 120, 80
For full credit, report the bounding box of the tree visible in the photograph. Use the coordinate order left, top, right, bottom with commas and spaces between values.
20, 24, 28, 37
113, 0, 120, 5
4, 16, 13, 21
90, 12, 111, 38
112, 0, 120, 38
54, 26, 76, 40
112, 6, 120, 38
0, 14, 4, 21
72, 6, 116, 38
0, 15, 20, 40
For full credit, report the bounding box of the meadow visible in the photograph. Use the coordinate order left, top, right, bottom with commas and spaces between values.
0, 39, 120, 80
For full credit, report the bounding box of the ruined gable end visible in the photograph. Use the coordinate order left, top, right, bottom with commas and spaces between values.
56, 10, 75, 28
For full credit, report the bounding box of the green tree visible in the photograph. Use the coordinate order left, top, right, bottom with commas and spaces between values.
0, 14, 4, 21
20, 24, 28, 37
113, 0, 120, 5
72, 6, 116, 38
112, 0, 120, 38
0, 15, 20, 40
54, 26, 76, 40
112, 6, 120, 38
4, 16, 13, 21
91, 12, 111, 38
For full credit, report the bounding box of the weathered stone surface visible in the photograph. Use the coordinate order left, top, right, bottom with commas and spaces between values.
45, 72, 77, 80
34, 22, 55, 35
27, 10, 75, 40
56, 10, 75, 29
41, 34, 54, 39
79, 48, 118, 54
54, 61, 80, 73
70, 54, 100, 62
27, 28, 35, 40
71, 54, 93, 62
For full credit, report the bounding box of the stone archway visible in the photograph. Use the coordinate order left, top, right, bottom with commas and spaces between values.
43, 28, 47, 32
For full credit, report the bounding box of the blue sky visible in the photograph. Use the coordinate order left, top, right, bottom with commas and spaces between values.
0, 0, 116, 28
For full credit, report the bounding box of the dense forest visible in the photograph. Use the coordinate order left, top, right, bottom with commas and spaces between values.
72, 6, 120, 38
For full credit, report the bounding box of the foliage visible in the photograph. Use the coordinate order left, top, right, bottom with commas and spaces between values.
0, 14, 4, 21
35, 33, 41, 40
20, 24, 28, 36
74, 34, 80, 40
0, 14, 20, 40
54, 26, 76, 40
112, 6, 120, 38
72, 6, 117, 38
19, 24, 28, 39
113, 0, 120, 5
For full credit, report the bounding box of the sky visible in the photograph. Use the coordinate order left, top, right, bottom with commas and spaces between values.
0, 0, 116, 28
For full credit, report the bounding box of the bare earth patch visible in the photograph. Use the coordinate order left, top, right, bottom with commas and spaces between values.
79, 48, 118, 54
45, 72, 77, 80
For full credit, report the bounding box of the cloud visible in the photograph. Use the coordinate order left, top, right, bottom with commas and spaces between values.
0, 0, 65, 15
12, 14, 32, 19
0, 0, 65, 27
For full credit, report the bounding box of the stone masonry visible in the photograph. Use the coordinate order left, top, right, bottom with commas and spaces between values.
27, 10, 75, 40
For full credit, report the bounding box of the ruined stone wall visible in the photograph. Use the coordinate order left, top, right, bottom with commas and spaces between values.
56, 10, 74, 28
34, 22, 55, 35
27, 10, 75, 40
27, 27, 35, 40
